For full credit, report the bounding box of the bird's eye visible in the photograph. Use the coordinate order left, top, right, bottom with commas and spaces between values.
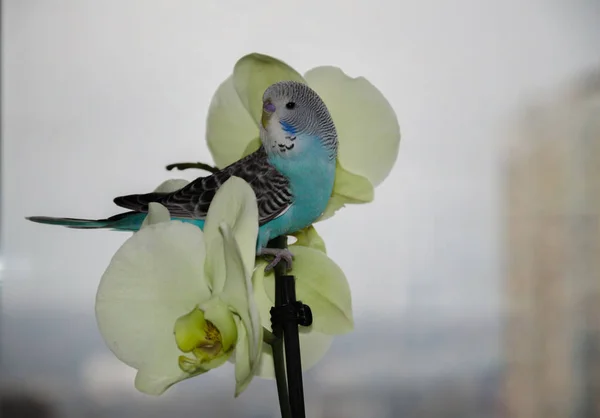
285, 102, 296, 110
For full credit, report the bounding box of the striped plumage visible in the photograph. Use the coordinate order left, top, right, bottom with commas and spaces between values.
114, 146, 291, 226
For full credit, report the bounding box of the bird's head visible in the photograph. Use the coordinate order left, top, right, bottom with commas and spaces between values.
260, 81, 337, 159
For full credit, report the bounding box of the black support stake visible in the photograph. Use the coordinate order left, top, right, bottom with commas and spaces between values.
268, 236, 312, 418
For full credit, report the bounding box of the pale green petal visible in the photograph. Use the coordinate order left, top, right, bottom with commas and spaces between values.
261, 247, 353, 335
206, 75, 258, 168
233, 315, 253, 396
251, 261, 276, 331
140, 202, 171, 229
290, 225, 327, 253
134, 368, 194, 396
219, 224, 262, 394
96, 222, 212, 395
233, 53, 306, 125
333, 162, 374, 203
305, 66, 400, 186
255, 330, 333, 379
241, 137, 262, 159
317, 194, 348, 222
317, 163, 374, 222
203, 177, 259, 293
153, 179, 190, 193
251, 259, 336, 377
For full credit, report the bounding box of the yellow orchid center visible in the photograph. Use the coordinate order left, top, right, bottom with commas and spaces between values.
174, 305, 237, 374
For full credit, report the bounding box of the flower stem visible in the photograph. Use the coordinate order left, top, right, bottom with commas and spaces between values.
272, 334, 292, 418
165, 162, 219, 173
263, 327, 291, 418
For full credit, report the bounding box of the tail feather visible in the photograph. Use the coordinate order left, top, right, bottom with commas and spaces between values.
26, 211, 144, 231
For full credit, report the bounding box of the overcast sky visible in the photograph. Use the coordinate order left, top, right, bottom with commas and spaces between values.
3, 0, 600, 319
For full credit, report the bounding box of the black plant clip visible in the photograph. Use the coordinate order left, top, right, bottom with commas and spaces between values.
270, 298, 313, 329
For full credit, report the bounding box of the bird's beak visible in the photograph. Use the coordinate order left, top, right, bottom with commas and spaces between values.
261, 111, 271, 130
262, 100, 275, 129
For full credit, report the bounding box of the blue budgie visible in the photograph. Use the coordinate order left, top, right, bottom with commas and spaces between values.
27, 81, 338, 269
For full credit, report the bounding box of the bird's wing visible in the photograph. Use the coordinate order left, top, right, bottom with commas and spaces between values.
113, 147, 293, 225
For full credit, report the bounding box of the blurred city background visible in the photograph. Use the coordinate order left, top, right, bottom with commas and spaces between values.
2, 1, 599, 417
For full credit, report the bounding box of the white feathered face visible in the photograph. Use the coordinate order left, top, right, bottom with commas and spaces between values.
260, 81, 337, 159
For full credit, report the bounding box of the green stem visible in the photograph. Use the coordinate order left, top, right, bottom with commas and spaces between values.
165, 162, 219, 173
263, 328, 276, 344
272, 336, 291, 418
263, 327, 291, 418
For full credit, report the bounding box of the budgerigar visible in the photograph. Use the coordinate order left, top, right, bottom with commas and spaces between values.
27, 81, 338, 269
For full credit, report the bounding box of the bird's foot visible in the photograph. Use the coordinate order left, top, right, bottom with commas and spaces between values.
259, 248, 294, 272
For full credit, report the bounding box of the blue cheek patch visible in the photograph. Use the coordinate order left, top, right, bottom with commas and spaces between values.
280, 121, 297, 135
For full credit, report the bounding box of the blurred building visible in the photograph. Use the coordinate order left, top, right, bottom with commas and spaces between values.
503, 70, 600, 418
0, 391, 56, 418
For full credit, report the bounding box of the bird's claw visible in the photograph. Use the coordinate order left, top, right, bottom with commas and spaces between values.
261, 248, 294, 272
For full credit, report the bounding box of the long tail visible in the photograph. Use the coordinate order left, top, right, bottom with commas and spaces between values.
26, 211, 146, 231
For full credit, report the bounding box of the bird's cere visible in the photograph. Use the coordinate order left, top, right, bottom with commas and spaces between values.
263, 100, 276, 113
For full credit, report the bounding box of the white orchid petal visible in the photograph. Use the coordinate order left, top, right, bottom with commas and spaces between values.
134, 369, 195, 396
261, 247, 353, 335
332, 162, 374, 203
203, 176, 259, 294
317, 195, 347, 222
252, 261, 277, 331
316, 159, 375, 223
218, 224, 262, 394
233, 316, 253, 397
95, 222, 212, 395
290, 226, 327, 253
241, 137, 262, 159
206, 75, 258, 168
153, 179, 190, 193
140, 202, 171, 229
233, 53, 306, 126
256, 331, 334, 379
305, 66, 400, 186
